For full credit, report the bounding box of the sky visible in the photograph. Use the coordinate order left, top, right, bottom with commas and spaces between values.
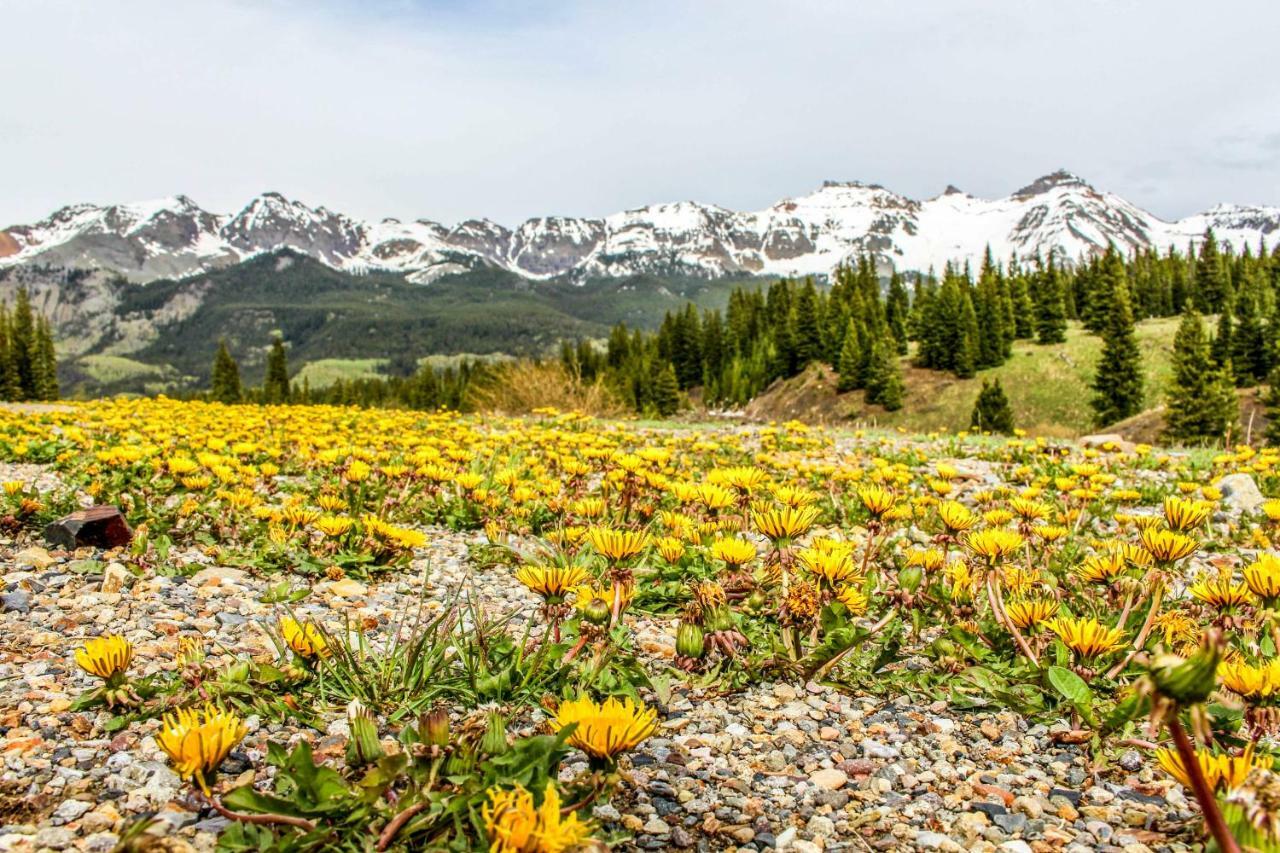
3, 0, 1279, 228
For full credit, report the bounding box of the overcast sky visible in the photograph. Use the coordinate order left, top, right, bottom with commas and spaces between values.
3, 0, 1278, 227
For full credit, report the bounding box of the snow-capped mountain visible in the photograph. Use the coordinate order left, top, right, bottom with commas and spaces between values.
3, 170, 1278, 284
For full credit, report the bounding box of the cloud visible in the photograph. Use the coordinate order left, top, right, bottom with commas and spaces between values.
1, 0, 1278, 227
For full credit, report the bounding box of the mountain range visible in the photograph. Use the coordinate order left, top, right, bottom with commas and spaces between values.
4, 170, 1278, 285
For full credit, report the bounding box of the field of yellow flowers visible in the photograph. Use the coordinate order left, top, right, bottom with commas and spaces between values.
0, 398, 1278, 852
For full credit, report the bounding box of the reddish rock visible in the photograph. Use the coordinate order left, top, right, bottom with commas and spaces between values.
43, 506, 132, 550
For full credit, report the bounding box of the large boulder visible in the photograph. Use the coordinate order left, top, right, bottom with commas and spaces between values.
43, 506, 132, 550
1214, 473, 1266, 514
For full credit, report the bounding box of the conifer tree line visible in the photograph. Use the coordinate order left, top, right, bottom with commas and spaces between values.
0, 287, 59, 402
563, 231, 1280, 428
207, 334, 475, 411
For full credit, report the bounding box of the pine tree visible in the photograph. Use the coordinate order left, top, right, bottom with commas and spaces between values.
884, 273, 910, 354
865, 336, 904, 411
1090, 275, 1144, 426
1231, 290, 1268, 385
0, 304, 17, 402
649, 360, 680, 417
1211, 307, 1234, 369
970, 379, 1014, 434
1034, 255, 1068, 344
32, 317, 58, 401
263, 334, 291, 404
793, 279, 823, 368
10, 288, 35, 400
210, 339, 243, 404
1194, 229, 1230, 313
1164, 310, 1237, 445
836, 320, 862, 392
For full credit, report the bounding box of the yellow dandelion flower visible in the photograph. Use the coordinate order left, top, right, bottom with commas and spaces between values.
280, 617, 329, 660
965, 528, 1026, 563
1004, 597, 1059, 630
1046, 616, 1126, 659
514, 564, 591, 604
482, 780, 591, 853
156, 704, 247, 794
1188, 576, 1255, 609
74, 635, 133, 681
1139, 527, 1199, 564
709, 537, 757, 568
1163, 496, 1214, 531
552, 696, 657, 765
752, 505, 820, 542
586, 528, 649, 563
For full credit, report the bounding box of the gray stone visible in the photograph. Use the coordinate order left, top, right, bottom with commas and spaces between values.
1215, 473, 1266, 513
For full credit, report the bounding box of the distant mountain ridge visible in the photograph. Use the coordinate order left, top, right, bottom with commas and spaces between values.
3, 170, 1278, 284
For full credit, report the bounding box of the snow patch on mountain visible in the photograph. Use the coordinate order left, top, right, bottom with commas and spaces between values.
3, 170, 1278, 284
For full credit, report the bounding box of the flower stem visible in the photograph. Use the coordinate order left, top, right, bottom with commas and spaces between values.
1167, 715, 1240, 853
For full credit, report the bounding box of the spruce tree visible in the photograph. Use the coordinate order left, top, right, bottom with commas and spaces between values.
1090, 275, 1144, 426
1034, 255, 1068, 344
0, 304, 17, 402
884, 273, 910, 354
1164, 310, 1237, 445
793, 280, 823, 368
865, 337, 904, 411
1211, 307, 1234, 369
211, 339, 243, 404
836, 320, 862, 392
263, 334, 291, 404
1231, 291, 1268, 385
649, 360, 680, 417
1194, 229, 1230, 313
11, 288, 35, 400
970, 379, 1014, 434
32, 317, 58, 401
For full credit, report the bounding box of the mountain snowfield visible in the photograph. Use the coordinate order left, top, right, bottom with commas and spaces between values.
2, 170, 1278, 285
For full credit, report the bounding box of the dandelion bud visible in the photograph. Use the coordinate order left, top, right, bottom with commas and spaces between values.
345, 701, 384, 768
581, 596, 611, 626
423, 706, 450, 748
1150, 631, 1222, 706
481, 711, 509, 757
676, 622, 705, 659
899, 565, 924, 593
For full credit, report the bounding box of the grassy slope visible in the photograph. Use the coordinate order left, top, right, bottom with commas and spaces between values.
746, 318, 1182, 438
872, 318, 1180, 436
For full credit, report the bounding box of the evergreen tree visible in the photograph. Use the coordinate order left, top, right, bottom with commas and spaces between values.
836, 320, 862, 392
0, 304, 17, 402
1211, 307, 1234, 369
649, 361, 680, 417
970, 379, 1014, 434
263, 334, 291, 404
865, 337, 904, 411
1194, 229, 1230, 313
1010, 273, 1035, 339
1231, 291, 1268, 385
1034, 255, 1068, 344
32, 317, 58, 401
884, 273, 910, 354
792, 279, 823, 367
1090, 276, 1144, 426
1164, 310, 1237, 445
210, 339, 243, 404
11, 288, 35, 400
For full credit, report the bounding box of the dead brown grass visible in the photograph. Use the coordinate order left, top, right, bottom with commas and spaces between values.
467, 360, 627, 418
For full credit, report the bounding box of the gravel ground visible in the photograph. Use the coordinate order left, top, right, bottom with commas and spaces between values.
0, 460, 1201, 852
